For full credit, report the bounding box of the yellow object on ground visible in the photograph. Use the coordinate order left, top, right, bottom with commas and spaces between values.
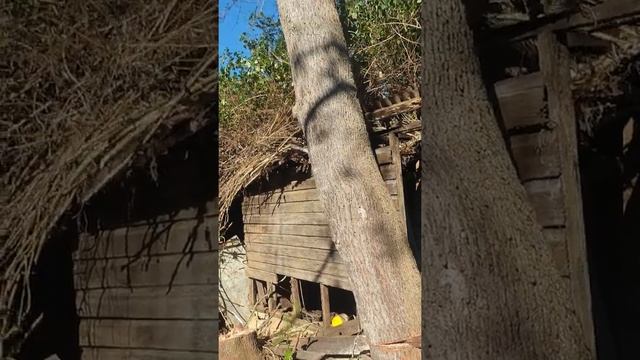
330, 315, 344, 327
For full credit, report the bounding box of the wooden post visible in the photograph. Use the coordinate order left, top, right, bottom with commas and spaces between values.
538, 29, 596, 353
248, 279, 257, 307
267, 282, 276, 312
256, 280, 266, 310
389, 132, 408, 238
291, 278, 301, 313
320, 284, 331, 327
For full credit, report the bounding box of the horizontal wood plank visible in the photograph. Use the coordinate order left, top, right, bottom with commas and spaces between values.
99, 200, 219, 230
379, 163, 397, 181
543, 227, 570, 277
79, 319, 217, 352
245, 267, 279, 283
523, 178, 566, 227
494, 72, 547, 130
243, 200, 325, 214
76, 285, 217, 319
248, 252, 348, 278
74, 253, 217, 290
243, 194, 399, 215
244, 212, 329, 226
76, 218, 217, 260
245, 233, 335, 250
245, 180, 398, 205
247, 243, 343, 264
374, 146, 393, 165
245, 224, 330, 238
248, 261, 351, 290
80, 347, 215, 360
509, 130, 561, 181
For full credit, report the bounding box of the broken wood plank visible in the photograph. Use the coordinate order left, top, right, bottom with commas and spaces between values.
365, 97, 421, 122
539, 30, 595, 352
494, 72, 548, 131
509, 130, 562, 181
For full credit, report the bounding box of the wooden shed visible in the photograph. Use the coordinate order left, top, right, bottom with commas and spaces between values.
71, 127, 219, 359
241, 132, 411, 321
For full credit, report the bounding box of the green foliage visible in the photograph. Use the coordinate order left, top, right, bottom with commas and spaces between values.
219, 11, 292, 128
283, 347, 295, 360
338, 0, 421, 95
219, 0, 421, 130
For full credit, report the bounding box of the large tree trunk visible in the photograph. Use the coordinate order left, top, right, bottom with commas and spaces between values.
421, 1, 593, 359
275, 1, 421, 358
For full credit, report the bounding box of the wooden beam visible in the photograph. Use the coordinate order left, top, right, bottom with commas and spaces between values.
320, 284, 331, 328
256, 280, 267, 310
485, 0, 640, 43
248, 279, 257, 307
365, 97, 421, 122
267, 282, 276, 312
538, 29, 596, 353
246, 267, 279, 284
291, 278, 301, 313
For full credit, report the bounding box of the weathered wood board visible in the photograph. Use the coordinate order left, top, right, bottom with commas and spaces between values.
75, 198, 219, 360
75, 217, 217, 260
493, 33, 595, 351
79, 319, 217, 352
79, 348, 215, 360
76, 285, 218, 319
494, 72, 547, 130
242, 144, 403, 291
509, 131, 561, 181
74, 252, 217, 289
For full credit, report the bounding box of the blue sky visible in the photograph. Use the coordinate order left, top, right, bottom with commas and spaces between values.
220, 0, 279, 57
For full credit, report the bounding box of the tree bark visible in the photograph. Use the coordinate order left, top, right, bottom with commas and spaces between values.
276, 1, 421, 359
421, 1, 593, 359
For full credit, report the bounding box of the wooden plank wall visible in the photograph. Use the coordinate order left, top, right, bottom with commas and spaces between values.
494, 32, 595, 351
495, 72, 574, 273
73, 200, 218, 360
242, 145, 403, 290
